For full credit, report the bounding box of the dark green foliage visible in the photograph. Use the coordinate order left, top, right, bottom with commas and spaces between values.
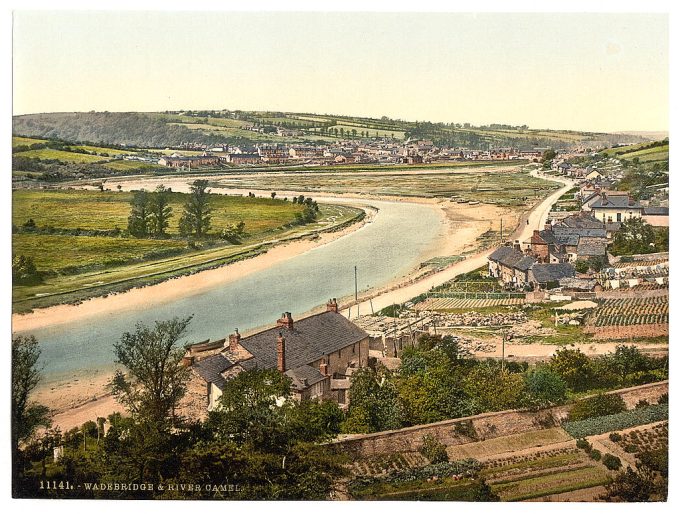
602, 453, 622, 470
342, 366, 402, 433
549, 347, 595, 392
563, 403, 668, 438
110, 316, 192, 426
127, 190, 151, 237
419, 434, 449, 464
569, 393, 627, 422
12, 254, 42, 284
574, 260, 589, 273
589, 449, 601, 461
610, 217, 665, 256
179, 180, 212, 237
524, 366, 568, 408
609, 432, 622, 442
576, 438, 592, 452
149, 184, 173, 237
601, 466, 658, 501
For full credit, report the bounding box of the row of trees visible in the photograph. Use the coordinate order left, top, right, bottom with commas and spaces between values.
127, 180, 213, 238
610, 217, 668, 256
341, 335, 667, 433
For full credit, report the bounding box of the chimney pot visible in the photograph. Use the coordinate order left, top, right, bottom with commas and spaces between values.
277, 312, 294, 330
326, 298, 339, 313
229, 329, 241, 351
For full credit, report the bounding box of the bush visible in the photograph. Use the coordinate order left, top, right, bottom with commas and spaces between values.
635, 399, 650, 409
623, 444, 638, 454
419, 434, 449, 464
609, 432, 622, 443
576, 438, 592, 452
603, 453, 622, 470
589, 449, 602, 461
569, 393, 627, 422
658, 393, 668, 404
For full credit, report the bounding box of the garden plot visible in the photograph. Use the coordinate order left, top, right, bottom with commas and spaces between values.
417, 297, 525, 310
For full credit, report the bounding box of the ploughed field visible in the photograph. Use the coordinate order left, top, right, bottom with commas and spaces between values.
12, 189, 361, 310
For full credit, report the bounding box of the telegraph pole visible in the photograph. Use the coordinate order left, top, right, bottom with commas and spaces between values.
354, 266, 358, 301
500, 218, 503, 244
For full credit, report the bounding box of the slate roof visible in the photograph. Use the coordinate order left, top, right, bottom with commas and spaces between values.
644, 207, 669, 216
193, 354, 237, 390
286, 365, 327, 390
590, 195, 642, 210
488, 246, 535, 271
576, 239, 607, 257
531, 263, 575, 284
560, 214, 605, 230
238, 311, 369, 373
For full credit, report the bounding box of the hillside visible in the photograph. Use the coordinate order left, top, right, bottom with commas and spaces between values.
13, 111, 646, 150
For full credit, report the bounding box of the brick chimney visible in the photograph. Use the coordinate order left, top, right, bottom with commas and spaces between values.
181, 355, 194, 367
326, 298, 339, 313
319, 358, 329, 376
544, 221, 552, 232
277, 312, 294, 330
229, 328, 241, 351
277, 332, 286, 372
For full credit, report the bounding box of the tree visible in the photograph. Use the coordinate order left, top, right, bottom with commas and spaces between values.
601, 466, 658, 502
524, 366, 568, 408
342, 366, 401, 433
610, 217, 657, 255
110, 316, 192, 426
12, 335, 51, 493
568, 393, 626, 421
12, 255, 41, 284
179, 179, 212, 237
549, 346, 595, 391
149, 184, 173, 237
271, 191, 277, 199
209, 368, 292, 450
463, 362, 526, 412
127, 190, 151, 237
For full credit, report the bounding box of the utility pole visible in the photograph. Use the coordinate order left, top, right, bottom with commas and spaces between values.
354, 266, 358, 302
501, 330, 507, 373
500, 218, 503, 244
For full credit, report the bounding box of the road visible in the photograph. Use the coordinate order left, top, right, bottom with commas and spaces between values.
346, 170, 575, 319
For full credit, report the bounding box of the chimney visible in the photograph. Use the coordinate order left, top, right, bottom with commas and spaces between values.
326, 298, 339, 313
277, 332, 286, 372
544, 221, 552, 232
601, 192, 608, 205
533, 229, 540, 238
181, 355, 194, 368
319, 358, 329, 376
513, 240, 521, 251
229, 329, 241, 352
277, 312, 294, 330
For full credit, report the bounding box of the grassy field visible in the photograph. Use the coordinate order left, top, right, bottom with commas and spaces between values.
12, 136, 48, 147
12, 189, 362, 311
13, 189, 307, 234
13, 148, 110, 164
13, 233, 188, 271
99, 159, 165, 171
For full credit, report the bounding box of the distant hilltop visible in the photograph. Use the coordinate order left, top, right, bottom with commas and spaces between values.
12, 110, 648, 151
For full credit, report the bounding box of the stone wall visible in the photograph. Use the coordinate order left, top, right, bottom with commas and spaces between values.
330, 381, 668, 457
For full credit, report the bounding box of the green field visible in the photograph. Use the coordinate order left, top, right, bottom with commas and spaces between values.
12, 189, 306, 234
12, 136, 48, 147
13, 148, 110, 164
13, 233, 187, 271
99, 159, 165, 171
12, 188, 362, 311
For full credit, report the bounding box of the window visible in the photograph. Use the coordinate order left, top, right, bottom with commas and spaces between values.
617, 213, 622, 222
352, 344, 356, 354
337, 350, 341, 358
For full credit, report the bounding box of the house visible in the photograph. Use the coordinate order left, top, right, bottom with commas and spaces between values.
527, 214, 608, 262
487, 245, 536, 288
158, 154, 220, 168
589, 193, 643, 224
184, 299, 370, 415
225, 153, 261, 165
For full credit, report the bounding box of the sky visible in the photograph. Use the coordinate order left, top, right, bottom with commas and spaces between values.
12, 11, 669, 133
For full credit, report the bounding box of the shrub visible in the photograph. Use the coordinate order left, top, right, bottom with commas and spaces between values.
419, 434, 449, 464
569, 393, 627, 422
609, 432, 622, 443
589, 449, 602, 461
658, 393, 668, 404
603, 453, 622, 470
576, 438, 592, 452
635, 399, 650, 409
623, 444, 638, 454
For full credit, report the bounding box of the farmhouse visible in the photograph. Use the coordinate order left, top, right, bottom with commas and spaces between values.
183, 299, 370, 415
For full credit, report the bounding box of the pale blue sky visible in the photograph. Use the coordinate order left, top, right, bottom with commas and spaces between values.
13, 11, 668, 132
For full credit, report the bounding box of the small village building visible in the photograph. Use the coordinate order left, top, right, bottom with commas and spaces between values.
487, 245, 536, 288
589, 193, 643, 224
529, 263, 576, 290
183, 300, 370, 416
642, 206, 669, 227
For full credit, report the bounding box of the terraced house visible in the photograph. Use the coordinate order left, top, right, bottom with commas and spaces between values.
181, 299, 370, 417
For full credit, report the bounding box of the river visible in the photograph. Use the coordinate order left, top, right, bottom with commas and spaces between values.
22, 193, 444, 384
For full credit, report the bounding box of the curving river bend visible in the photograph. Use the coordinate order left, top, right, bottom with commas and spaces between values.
22, 193, 444, 384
